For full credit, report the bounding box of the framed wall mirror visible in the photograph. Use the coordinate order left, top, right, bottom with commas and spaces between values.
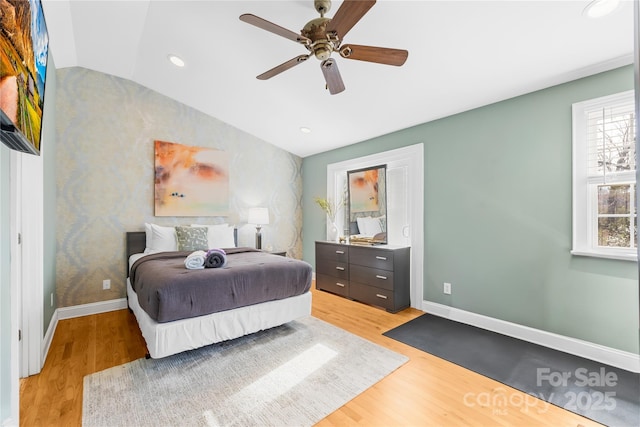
347, 164, 387, 244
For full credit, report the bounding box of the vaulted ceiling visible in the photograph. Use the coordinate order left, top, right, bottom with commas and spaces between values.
42, 0, 635, 157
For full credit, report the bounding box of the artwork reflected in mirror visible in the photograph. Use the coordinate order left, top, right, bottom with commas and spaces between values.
347, 164, 387, 244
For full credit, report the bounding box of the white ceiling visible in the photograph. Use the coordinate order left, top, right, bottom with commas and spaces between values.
41, 0, 635, 158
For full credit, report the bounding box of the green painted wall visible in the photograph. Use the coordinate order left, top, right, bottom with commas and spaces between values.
303, 65, 639, 354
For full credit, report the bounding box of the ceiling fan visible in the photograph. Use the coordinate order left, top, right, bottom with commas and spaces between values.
239, 0, 408, 95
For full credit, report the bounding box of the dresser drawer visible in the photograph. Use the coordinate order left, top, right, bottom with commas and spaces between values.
316, 242, 349, 263
349, 246, 394, 270
315, 240, 410, 314
349, 282, 394, 311
316, 274, 349, 297
316, 258, 349, 280
350, 264, 394, 291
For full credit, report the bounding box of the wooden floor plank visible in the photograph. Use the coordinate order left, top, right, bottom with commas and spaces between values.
20, 286, 601, 426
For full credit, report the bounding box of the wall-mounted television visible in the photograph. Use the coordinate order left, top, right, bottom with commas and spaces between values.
0, 0, 49, 156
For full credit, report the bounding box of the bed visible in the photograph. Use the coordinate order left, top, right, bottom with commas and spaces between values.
125, 231, 312, 358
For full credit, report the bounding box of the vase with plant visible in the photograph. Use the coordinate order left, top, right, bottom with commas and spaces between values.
314, 196, 342, 242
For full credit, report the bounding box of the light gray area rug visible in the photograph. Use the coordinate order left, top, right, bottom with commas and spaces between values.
82, 316, 408, 427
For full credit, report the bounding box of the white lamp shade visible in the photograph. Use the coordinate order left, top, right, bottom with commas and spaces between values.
248, 207, 269, 225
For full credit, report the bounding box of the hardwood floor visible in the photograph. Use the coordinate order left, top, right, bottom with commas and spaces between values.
20, 286, 601, 426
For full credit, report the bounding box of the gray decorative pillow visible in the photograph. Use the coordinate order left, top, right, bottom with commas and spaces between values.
175, 226, 209, 251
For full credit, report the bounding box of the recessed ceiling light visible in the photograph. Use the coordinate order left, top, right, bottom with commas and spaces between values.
300, 127, 312, 134
168, 54, 185, 67
583, 0, 620, 18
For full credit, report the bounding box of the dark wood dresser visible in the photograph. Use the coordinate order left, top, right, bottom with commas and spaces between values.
315, 241, 411, 313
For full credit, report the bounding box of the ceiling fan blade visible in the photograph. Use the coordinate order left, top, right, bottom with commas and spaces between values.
240, 14, 311, 46
257, 55, 310, 80
325, 0, 376, 41
339, 44, 408, 66
320, 59, 345, 95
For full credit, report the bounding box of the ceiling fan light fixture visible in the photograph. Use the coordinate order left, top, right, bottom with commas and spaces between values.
583, 0, 620, 18
314, 43, 333, 60
168, 54, 185, 67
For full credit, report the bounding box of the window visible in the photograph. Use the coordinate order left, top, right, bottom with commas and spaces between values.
572, 90, 637, 261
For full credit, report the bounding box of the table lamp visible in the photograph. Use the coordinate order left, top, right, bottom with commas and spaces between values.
248, 207, 269, 249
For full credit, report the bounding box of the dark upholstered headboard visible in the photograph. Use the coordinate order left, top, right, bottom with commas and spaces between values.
126, 232, 146, 258
126, 232, 146, 277
125, 228, 239, 277
349, 221, 360, 235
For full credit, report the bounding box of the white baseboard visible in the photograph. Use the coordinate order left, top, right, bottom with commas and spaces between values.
57, 298, 128, 320
41, 309, 59, 363
422, 300, 640, 373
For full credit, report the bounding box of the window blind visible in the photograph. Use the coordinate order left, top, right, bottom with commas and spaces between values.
586, 100, 636, 182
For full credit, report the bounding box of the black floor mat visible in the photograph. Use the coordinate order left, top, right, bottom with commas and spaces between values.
384, 313, 640, 426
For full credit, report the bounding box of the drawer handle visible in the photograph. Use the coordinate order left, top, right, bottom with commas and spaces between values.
376, 256, 387, 260
335, 250, 345, 254
376, 275, 388, 280
335, 266, 345, 271
336, 282, 346, 287
376, 294, 388, 299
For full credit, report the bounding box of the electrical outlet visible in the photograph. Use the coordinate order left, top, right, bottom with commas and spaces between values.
443, 282, 452, 295
50, 293, 54, 307
103, 279, 111, 290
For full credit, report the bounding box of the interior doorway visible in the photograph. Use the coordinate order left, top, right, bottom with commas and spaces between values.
11, 151, 43, 381
327, 143, 424, 309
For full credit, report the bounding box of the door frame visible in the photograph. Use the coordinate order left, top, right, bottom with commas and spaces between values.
11, 151, 43, 381
327, 143, 424, 309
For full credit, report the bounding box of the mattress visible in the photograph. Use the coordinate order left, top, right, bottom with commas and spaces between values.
129, 248, 313, 323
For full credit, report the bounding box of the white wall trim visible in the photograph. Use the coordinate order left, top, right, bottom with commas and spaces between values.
41, 309, 59, 363
8, 151, 20, 427
422, 300, 640, 373
56, 298, 128, 320
326, 143, 424, 309
17, 152, 44, 377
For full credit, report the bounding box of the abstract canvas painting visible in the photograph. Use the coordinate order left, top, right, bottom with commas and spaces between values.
154, 140, 229, 216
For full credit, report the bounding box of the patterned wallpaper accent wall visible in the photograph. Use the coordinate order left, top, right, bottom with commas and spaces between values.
55, 67, 303, 307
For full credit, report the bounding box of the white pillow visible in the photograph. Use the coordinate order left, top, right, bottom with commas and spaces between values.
368, 217, 383, 235
144, 223, 178, 253
356, 216, 383, 236
191, 224, 236, 248
356, 217, 371, 235
144, 223, 152, 249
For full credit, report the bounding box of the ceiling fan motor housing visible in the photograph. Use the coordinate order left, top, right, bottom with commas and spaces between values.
302, 17, 336, 60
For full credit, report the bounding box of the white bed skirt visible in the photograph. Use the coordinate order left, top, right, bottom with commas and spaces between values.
127, 279, 312, 359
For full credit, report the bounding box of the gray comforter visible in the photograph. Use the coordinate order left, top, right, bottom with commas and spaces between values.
130, 248, 312, 323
